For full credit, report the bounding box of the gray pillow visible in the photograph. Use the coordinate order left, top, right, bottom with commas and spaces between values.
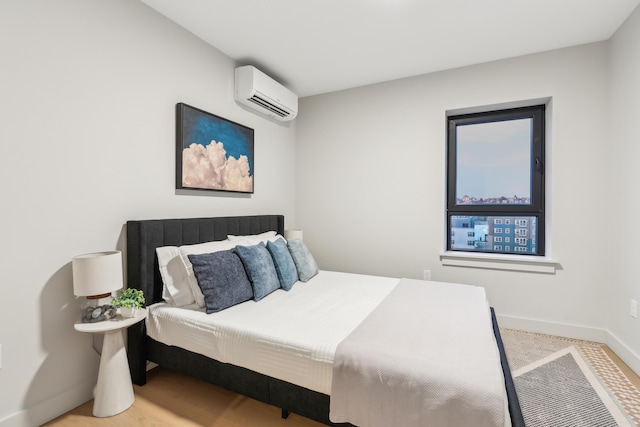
266, 238, 298, 291
188, 250, 253, 314
235, 242, 281, 301
287, 239, 319, 282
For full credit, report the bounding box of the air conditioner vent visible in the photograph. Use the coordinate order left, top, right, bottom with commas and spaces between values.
248, 95, 290, 118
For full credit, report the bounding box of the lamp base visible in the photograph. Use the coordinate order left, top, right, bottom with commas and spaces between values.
81, 295, 117, 323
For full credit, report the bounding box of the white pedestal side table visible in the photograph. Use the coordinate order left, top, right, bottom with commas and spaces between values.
74, 309, 147, 417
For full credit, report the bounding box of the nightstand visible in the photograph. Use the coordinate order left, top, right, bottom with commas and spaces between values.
74, 308, 147, 417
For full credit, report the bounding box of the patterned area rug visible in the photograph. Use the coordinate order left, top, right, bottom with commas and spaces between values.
501, 329, 640, 427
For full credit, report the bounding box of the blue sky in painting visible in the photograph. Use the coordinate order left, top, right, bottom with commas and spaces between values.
456, 118, 532, 199
183, 107, 253, 175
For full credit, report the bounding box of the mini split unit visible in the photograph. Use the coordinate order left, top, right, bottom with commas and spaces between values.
234, 66, 298, 122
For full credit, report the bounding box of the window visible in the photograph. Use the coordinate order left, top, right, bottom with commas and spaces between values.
447, 105, 545, 256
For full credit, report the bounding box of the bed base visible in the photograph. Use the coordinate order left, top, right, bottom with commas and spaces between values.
126, 214, 524, 427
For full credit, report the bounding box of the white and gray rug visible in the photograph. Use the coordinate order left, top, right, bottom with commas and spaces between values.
501, 329, 638, 427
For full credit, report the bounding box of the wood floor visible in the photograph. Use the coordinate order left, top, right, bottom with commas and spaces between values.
43, 367, 324, 427
603, 346, 640, 390
44, 345, 640, 427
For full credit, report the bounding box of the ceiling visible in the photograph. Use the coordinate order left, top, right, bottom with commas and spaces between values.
140, 0, 640, 97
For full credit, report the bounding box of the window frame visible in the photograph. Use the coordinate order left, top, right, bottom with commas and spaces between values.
446, 105, 545, 256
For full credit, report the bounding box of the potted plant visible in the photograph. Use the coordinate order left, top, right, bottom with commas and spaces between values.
111, 288, 145, 317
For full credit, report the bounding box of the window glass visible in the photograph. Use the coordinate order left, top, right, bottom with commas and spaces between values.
449, 215, 538, 255
455, 118, 532, 206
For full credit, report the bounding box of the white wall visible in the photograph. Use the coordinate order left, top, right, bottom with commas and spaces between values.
0, 1, 296, 425
297, 43, 611, 338
1, 0, 638, 425
607, 5, 640, 372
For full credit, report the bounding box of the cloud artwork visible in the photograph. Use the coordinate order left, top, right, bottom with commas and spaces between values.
182, 141, 252, 192
177, 104, 254, 193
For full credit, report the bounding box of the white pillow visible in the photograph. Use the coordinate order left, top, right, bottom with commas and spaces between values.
179, 239, 251, 308
156, 246, 194, 306
227, 230, 280, 245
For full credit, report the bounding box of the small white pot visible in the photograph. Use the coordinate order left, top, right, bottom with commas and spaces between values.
119, 307, 138, 318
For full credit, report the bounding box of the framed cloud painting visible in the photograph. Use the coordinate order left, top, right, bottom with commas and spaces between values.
176, 103, 254, 193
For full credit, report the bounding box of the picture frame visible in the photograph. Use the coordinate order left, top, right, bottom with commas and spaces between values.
176, 103, 254, 193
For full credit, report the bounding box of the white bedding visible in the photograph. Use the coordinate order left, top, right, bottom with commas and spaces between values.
146, 270, 509, 427
146, 270, 398, 394
330, 278, 509, 427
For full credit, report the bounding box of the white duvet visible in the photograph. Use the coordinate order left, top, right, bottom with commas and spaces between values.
146, 270, 397, 394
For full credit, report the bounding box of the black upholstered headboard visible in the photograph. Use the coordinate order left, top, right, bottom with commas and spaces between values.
126, 215, 285, 306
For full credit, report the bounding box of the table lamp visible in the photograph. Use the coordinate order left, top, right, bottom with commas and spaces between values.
72, 251, 123, 323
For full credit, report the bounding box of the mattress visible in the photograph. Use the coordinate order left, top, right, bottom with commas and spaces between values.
146, 270, 398, 394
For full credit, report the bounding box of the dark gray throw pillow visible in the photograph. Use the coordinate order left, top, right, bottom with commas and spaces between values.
188, 250, 253, 314
235, 242, 281, 301
287, 239, 319, 282
266, 238, 298, 291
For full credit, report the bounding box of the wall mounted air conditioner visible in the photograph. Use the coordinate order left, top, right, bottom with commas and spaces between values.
235, 66, 298, 122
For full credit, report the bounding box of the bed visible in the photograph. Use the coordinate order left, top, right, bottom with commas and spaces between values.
126, 214, 524, 427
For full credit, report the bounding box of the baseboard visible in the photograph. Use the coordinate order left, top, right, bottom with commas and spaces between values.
496, 314, 608, 342
496, 314, 640, 377
606, 330, 640, 377
0, 377, 95, 427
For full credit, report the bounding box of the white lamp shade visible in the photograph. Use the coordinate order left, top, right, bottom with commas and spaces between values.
284, 229, 303, 241
72, 251, 123, 297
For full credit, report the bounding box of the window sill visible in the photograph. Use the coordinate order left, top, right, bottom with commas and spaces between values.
439, 251, 558, 274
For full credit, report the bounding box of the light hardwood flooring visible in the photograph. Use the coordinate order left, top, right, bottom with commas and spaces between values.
603, 346, 640, 390
45, 345, 640, 427
43, 367, 324, 427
